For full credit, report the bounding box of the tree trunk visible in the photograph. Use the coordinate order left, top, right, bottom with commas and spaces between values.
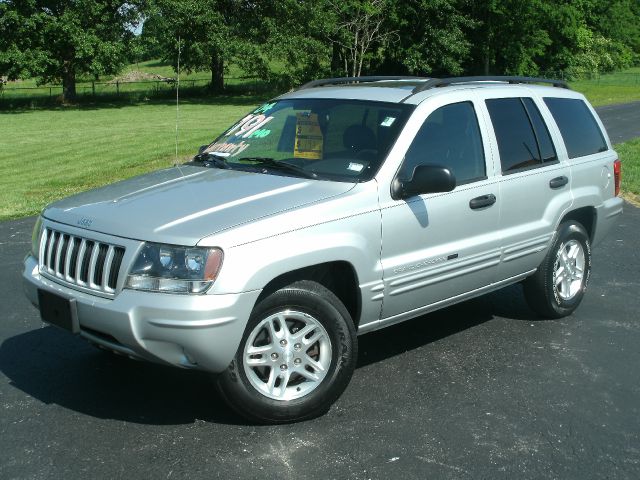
483, 49, 490, 75
331, 43, 341, 75
62, 61, 76, 101
210, 52, 224, 92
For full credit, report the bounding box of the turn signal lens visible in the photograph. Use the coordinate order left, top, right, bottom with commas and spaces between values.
613, 159, 621, 197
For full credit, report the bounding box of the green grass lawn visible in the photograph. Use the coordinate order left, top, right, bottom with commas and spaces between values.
2, 63, 640, 220
0, 98, 259, 220
570, 67, 640, 106
618, 137, 640, 201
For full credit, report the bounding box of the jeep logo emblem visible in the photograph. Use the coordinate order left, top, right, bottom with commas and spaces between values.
77, 217, 93, 228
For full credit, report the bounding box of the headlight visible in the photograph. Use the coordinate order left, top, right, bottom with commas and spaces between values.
31, 216, 44, 260
125, 243, 223, 294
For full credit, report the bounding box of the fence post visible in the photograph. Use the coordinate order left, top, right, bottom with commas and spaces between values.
49, 87, 52, 98
92, 81, 95, 97
116, 81, 119, 96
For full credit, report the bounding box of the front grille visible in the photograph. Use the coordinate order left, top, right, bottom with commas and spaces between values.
39, 227, 126, 295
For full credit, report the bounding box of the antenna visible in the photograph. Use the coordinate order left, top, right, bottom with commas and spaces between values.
175, 35, 181, 165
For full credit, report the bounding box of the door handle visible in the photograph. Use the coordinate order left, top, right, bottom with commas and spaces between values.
469, 194, 496, 210
549, 176, 569, 189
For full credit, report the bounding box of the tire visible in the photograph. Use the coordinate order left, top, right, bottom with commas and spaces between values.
523, 221, 592, 319
216, 280, 357, 424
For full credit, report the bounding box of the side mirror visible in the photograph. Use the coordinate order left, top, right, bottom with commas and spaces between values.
392, 164, 456, 199
198, 145, 208, 154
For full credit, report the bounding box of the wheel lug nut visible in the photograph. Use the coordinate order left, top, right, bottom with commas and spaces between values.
280, 364, 287, 370
280, 340, 287, 347
271, 353, 278, 360
294, 358, 301, 365
294, 343, 301, 350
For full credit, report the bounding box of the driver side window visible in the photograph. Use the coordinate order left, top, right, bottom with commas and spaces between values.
400, 102, 486, 185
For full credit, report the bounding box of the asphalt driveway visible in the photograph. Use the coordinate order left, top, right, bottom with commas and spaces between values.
2, 206, 639, 480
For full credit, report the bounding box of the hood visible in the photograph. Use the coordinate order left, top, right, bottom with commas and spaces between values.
44, 165, 356, 245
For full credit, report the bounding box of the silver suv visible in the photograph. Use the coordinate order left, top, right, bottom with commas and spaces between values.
23, 76, 624, 423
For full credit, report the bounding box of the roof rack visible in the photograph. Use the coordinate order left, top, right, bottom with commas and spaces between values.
296, 75, 570, 95
411, 76, 569, 93
298, 76, 428, 90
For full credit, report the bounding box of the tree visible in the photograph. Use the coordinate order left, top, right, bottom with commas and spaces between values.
0, 0, 146, 100
256, 0, 336, 86
465, 0, 551, 76
382, 0, 476, 76
151, 0, 266, 91
331, 0, 395, 77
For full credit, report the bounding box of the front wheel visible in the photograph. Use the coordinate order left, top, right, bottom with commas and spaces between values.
216, 281, 357, 423
523, 221, 592, 318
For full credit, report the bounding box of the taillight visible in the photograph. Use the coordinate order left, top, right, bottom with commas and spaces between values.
613, 159, 621, 196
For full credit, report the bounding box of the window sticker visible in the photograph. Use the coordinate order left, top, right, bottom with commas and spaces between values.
348, 162, 364, 172
380, 116, 396, 127
294, 112, 323, 160
248, 128, 271, 138
224, 114, 274, 139
254, 102, 277, 114
205, 141, 250, 157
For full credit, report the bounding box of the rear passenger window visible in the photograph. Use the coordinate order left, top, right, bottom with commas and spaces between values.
401, 102, 485, 185
487, 98, 557, 173
522, 98, 557, 163
544, 97, 607, 158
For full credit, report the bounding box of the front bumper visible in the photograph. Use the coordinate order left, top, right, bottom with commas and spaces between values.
23, 255, 261, 373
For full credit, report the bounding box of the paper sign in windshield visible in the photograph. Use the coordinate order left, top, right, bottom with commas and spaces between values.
294, 113, 323, 160
381, 116, 396, 127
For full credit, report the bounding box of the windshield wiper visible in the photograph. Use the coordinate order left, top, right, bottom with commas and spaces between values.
193, 152, 230, 169
237, 157, 317, 179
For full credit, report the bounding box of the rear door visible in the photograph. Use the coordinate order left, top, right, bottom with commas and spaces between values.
481, 93, 573, 281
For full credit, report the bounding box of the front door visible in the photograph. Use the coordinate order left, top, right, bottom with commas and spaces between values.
379, 99, 502, 321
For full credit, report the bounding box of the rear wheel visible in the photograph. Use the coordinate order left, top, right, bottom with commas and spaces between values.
216, 280, 357, 423
524, 221, 592, 318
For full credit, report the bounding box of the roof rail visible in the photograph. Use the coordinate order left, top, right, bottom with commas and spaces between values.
411, 76, 569, 93
298, 76, 429, 90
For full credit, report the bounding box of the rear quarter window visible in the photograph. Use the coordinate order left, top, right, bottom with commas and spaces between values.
543, 98, 608, 159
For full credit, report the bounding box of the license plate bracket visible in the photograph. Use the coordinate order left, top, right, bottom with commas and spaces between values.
38, 289, 79, 334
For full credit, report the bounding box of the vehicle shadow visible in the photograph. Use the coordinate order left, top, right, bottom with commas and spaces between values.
0, 326, 246, 425
357, 283, 538, 368
0, 284, 537, 426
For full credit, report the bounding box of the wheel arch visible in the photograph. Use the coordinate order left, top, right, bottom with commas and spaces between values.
256, 262, 362, 328
559, 206, 596, 243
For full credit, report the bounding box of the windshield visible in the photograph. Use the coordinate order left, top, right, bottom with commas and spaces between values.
199, 98, 414, 182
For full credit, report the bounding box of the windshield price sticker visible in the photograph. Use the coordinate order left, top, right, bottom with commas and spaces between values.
294, 113, 323, 160
224, 114, 274, 139
205, 140, 250, 157
254, 102, 277, 114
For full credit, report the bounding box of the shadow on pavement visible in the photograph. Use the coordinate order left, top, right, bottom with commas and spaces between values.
357, 283, 538, 368
0, 326, 246, 426
0, 284, 537, 426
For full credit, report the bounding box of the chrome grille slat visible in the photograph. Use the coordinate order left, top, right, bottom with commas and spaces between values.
79, 241, 95, 284
46, 231, 56, 272
54, 234, 67, 277
38, 229, 49, 268
76, 239, 87, 283
87, 243, 100, 288
63, 235, 75, 281
102, 246, 115, 292
39, 227, 126, 297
